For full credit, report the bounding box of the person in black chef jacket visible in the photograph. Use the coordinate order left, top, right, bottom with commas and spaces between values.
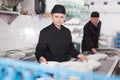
35, 4, 88, 63
81, 11, 102, 54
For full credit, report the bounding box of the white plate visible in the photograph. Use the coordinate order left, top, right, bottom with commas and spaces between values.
95, 53, 108, 60
47, 61, 59, 67
36, 77, 54, 80
41, 61, 59, 67
87, 60, 101, 70
87, 55, 100, 61
7, 52, 26, 59
22, 48, 35, 55
99, 40, 108, 46
59, 62, 93, 72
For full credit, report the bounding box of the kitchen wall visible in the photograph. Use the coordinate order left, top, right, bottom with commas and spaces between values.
0, 0, 120, 52
45, 0, 57, 13
88, 0, 120, 13
100, 13, 120, 36
0, 15, 52, 52
21, 0, 35, 15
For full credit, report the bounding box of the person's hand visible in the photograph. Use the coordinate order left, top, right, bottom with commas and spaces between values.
39, 56, 48, 64
99, 37, 102, 41
77, 54, 88, 62
91, 48, 98, 54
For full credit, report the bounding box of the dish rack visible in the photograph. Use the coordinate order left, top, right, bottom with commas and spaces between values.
56, 0, 89, 20
0, 57, 117, 80
0, 57, 96, 80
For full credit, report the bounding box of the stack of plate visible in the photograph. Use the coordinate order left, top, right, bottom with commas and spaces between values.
87, 53, 108, 61
87, 55, 100, 61
22, 48, 35, 55
40, 60, 101, 71
87, 60, 101, 70
95, 53, 108, 60
58, 62, 93, 72
6, 50, 26, 59
99, 40, 108, 46
40, 61, 59, 67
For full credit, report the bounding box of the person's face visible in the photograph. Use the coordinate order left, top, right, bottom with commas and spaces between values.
52, 13, 65, 27
91, 17, 99, 26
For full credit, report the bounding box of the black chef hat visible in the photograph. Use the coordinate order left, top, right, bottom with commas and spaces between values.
51, 4, 66, 14
91, 11, 100, 17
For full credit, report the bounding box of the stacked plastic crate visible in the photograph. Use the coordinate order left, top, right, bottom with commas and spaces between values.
56, 0, 89, 20
115, 32, 120, 48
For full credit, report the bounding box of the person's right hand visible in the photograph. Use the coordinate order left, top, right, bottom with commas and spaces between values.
39, 56, 48, 64
77, 54, 88, 62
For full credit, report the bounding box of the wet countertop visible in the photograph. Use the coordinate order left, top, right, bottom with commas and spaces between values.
94, 56, 119, 79
87, 48, 120, 77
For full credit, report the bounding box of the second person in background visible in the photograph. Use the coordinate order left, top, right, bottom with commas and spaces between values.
82, 11, 102, 54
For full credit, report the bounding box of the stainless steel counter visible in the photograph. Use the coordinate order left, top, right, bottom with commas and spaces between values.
0, 48, 119, 80
69, 55, 119, 80
94, 56, 119, 79
22, 53, 120, 79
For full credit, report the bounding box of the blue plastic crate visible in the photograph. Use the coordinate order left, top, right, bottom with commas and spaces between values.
116, 32, 120, 37
116, 37, 120, 42
0, 58, 93, 80
115, 43, 120, 48
0, 58, 119, 80
115, 32, 120, 48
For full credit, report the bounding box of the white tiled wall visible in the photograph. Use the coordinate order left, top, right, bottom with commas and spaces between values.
0, 15, 52, 52
89, 0, 120, 13
21, 0, 35, 15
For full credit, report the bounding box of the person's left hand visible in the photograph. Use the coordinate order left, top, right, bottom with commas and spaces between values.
99, 37, 102, 41
77, 54, 88, 62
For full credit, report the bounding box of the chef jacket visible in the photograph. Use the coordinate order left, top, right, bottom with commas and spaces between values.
81, 20, 101, 53
35, 23, 79, 62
